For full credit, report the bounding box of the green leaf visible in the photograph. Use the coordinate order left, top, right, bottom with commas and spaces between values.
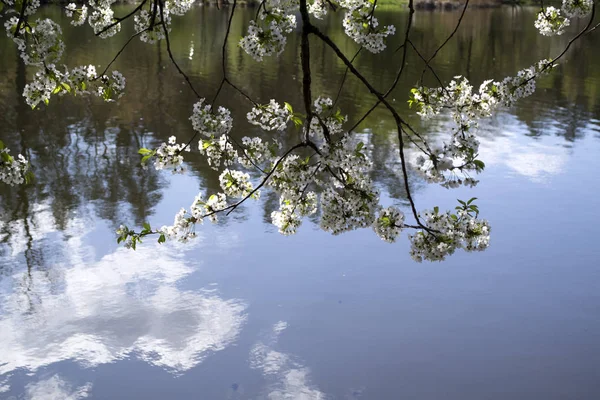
473, 159, 485, 170
24, 170, 34, 184
284, 102, 293, 113
0, 140, 4, 150
457, 199, 466, 206
433, 206, 439, 214
356, 142, 364, 151
143, 222, 151, 232
138, 148, 153, 155
158, 234, 166, 244
467, 197, 477, 205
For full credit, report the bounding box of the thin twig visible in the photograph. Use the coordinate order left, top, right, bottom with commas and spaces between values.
158, 0, 201, 98
96, 0, 149, 37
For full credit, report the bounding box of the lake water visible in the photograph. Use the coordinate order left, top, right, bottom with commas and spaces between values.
1, 5, 600, 399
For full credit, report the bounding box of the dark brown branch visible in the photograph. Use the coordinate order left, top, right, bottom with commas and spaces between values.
14, 0, 28, 38
224, 142, 306, 216
299, 0, 314, 143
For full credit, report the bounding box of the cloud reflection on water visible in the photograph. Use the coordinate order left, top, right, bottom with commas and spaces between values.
250, 321, 325, 400
0, 230, 247, 379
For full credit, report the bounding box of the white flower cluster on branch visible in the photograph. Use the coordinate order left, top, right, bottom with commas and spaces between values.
190, 98, 234, 137
3, 0, 588, 263
239, 0, 298, 61
0, 142, 30, 186
65, 3, 88, 26
409, 59, 555, 188
3, 4, 126, 109
534, 0, 593, 36
339, 0, 395, 53
247, 100, 292, 131
408, 204, 490, 262
22, 64, 126, 109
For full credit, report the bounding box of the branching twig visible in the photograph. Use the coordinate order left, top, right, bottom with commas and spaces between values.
96, 0, 149, 37
158, 0, 201, 98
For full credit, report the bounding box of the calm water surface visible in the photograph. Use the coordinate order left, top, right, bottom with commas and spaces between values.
1, 5, 600, 399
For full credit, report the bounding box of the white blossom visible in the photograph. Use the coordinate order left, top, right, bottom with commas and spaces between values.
219, 169, 256, 199
65, 3, 88, 26
408, 208, 490, 262
339, 0, 395, 53
239, 3, 297, 62
0, 145, 30, 186
373, 206, 404, 243
199, 135, 238, 170
534, 7, 570, 36
562, 0, 593, 18
247, 100, 291, 131
151, 136, 190, 173
190, 99, 233, 137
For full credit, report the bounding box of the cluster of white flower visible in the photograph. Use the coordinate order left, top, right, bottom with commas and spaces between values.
308, 97, 346, 140
190, 99, 233, 137
247, 100, 292, 131
410, 60, 554, 188
203, 192, 228, 222
88, 0, 121, 38
25, 0, 41, 15
562, 0, 594, 17
219, 169, 256, 198
65, 3, 88, 26
198, 134, 238, 169
271, 191, 317, 235
239, 2, 297, 62
408, 207, 490, 262
339, 0, 395, 53
22, 65, 64, 108
373, 206, 404, 243
0, 146, 30, 186
307, 0, 329, 19
5, 17, 65, 66
116, 225, 137, 249
162, 192, 228, 238
534, 0, 593, 36
134, 9, 169, 43
22, 64, 126, 108
68, 64, 98, 93
534, 7, 570, 36
319, 136, 379, 234
269, 154, 316, 196
152, 136, 190, 173
238, 136, 279, 168
96, 70, 127, 100
132, 0, 197, 43
166, 0, 195, 16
